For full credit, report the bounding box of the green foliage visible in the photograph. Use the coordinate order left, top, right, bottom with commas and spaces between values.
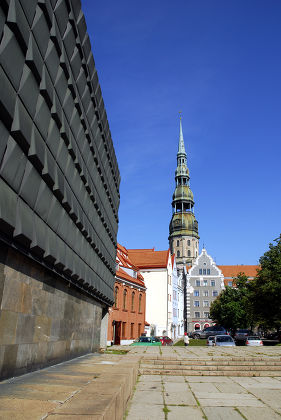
210, 235, 281, 332
174, 339, 206, 346
249, 235, 281, 331
210, 274, 254, 332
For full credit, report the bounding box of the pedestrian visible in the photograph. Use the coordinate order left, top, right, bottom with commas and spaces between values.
184, 332, 189, 346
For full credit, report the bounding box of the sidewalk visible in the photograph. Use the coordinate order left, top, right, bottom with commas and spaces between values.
0, 351, 140, 420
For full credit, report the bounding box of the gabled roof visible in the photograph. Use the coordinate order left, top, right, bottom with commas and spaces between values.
127, 249, 170, 269
218, 265, 260, 278
116, 243, 145, 288
116, 267, 145, 288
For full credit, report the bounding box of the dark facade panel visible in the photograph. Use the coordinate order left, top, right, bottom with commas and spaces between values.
0, 0, 120, 306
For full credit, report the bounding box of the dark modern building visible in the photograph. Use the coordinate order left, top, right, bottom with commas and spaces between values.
0, 0, 120, 379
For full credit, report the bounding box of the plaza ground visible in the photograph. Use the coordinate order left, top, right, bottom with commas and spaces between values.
0, 346, 280, 419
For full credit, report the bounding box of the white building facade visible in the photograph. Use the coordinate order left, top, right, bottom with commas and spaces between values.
186, 248, 225, 333
128, 249, 174, 337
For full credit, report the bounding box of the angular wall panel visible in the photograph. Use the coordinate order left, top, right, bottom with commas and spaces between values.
0, 0, 120, 306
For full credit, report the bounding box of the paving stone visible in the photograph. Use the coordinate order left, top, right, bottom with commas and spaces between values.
238, 407, 281, 420
132, 389, 163, 405
137, 381, 162, 391
215, 383, 248, 393
247, 388, 281, 409
165, 390, 197, 406
197, 393, 265, 407
162, 375, 185, 382
167, 405, 204, 419
185, 376, 233, 383
126, 403, 165, 420
202, 407, 243, 419
189, 382, 219, 393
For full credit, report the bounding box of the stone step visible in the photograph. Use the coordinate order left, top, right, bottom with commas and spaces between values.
140, 363, 281, 371
142, 357, 281, 363
141, 361, 281, 367
139, 368, 281, 377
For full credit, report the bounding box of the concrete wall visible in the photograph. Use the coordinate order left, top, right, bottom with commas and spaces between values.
0, 0, 119, 378
0, 244, 104, 380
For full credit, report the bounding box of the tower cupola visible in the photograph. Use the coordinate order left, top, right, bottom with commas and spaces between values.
169, 116, 199, 269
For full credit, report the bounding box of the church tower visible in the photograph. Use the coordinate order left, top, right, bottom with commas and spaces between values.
169, 116, 199, 270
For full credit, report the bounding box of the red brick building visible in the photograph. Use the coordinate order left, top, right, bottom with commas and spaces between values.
107, 244, 146, 345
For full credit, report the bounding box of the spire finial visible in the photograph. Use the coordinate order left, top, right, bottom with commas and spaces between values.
178, 112, 186, 155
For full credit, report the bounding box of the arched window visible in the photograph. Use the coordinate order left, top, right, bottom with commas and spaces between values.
114, 286, 118, 308
177, 251, 180, 257
131, 291, 135, 311
139, 294, 142, 313
177, 240, 179, 246
188, 240, 190, 246
188, 250, 191, 257
123, 289, 127, 310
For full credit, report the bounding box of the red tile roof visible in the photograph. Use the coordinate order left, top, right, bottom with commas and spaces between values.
218, 265, 260, 278
116, 267, 145, 287
127, 249, 170, 269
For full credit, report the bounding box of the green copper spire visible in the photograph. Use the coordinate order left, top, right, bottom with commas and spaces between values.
169, 116, 199, 268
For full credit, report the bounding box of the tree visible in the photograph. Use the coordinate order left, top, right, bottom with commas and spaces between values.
250, 235, 281, 331
210, 274, 254, 333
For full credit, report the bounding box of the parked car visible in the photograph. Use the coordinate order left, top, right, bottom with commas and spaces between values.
213, 335, 236, 347
264, 331, 281, 342
191, 326, 227, 339
131, 336, 162, 346
234, 329, 253, 345
246, 336, 263, 346
156, 336, 173, 346
206, 336, 215, 346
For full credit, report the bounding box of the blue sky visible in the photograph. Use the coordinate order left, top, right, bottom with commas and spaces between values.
81, 0, 281, 264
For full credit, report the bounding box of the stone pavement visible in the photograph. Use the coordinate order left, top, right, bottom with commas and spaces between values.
0, 345, 280, 419
125, 346, 281, 420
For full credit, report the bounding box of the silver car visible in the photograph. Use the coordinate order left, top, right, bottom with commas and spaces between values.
246, 336, 263, 346
206, 336, 215, 346
214, 335, 235, 347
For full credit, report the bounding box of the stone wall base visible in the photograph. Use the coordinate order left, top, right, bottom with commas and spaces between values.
0, 243, 106, 380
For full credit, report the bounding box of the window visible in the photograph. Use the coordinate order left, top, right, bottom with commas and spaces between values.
203, 290, 209, 297
199, 269, 202, 275
194, 312, 200, 318
139, 294, 142, 312
130, 323, 134, 338
203, 269, 206, 275
188, 250, 191, 257
207, 269, 210, 275
194, 290, 199, 297
123, 289, 127, 309
228, 281, 233, 287
131, 291, 135, 311
211, 280, 215, 287
196, 280, 200, 287
204, 312, 209, 318
194, 301, 200, 307
203, 300, 209, 307
213, 290, 218, 297
138, 323, 141, 337
188, 240, 190, 246
177, 251, 180, 257
122, 322, 126, 338
114, 286, 118, 308
177, 240, 179, 246
203, 280, 208, 286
